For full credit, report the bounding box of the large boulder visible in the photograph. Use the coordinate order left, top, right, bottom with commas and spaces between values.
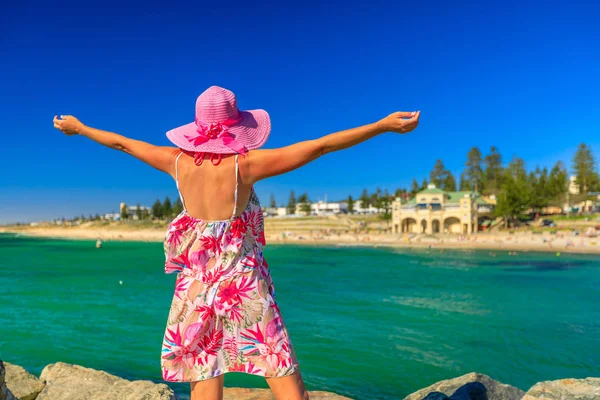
3, 362, 44, 400
403, 372, 524, 400
0, 360, 17, 400
38, 362, 179, 400
523, 377, 600, 400
222, 387, 352, 399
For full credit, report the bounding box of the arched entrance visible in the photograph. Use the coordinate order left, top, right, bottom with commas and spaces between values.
444, 217, 461, 234
432, 219, 440, 234
401, 218, 417, 233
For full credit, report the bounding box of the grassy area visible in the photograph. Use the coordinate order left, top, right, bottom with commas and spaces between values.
531, 228, 558, 234
548, 214, 599, 222
263, 214, 389, 234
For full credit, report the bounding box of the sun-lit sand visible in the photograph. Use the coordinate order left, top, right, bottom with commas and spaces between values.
2, 220, 599, 254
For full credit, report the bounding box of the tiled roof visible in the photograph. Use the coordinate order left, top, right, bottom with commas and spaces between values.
403, 188, 494, 205
418, 188, 446, 194
446, 191, 475, 203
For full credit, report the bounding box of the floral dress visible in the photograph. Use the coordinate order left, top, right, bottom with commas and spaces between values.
160, 153, 299, 382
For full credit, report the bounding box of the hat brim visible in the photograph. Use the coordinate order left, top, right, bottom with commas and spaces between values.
166, 109, 271, 154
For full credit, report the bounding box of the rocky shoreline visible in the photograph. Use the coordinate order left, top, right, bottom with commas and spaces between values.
1, 359, 599, 400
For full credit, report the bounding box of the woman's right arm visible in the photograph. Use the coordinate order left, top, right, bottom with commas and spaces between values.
243, 111, 420, 184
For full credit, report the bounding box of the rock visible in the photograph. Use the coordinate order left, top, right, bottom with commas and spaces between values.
38, 362, 179, 400
3, 362, 45, 400
0, 360, 5, 400
523, 377, 600, 400
403, 372, 524, 400
223, 387, 352, 399
0, 360, 17, 400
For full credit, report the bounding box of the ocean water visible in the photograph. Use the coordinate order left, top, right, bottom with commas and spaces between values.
0, 233, 599, 399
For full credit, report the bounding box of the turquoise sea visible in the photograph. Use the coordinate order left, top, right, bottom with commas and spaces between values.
1, 233, 599, 399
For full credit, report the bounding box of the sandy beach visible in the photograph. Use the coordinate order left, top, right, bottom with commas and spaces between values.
2, 223, 599, 254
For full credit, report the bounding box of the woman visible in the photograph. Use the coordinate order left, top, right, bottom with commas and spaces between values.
53, 86, 420, 400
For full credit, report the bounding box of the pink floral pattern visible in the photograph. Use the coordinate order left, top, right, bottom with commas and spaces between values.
161, 188, 299, 382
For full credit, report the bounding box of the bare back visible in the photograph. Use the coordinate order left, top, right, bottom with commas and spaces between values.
174, 152, 252, 221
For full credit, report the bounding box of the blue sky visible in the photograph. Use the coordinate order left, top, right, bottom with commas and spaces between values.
1, 0, 599, 223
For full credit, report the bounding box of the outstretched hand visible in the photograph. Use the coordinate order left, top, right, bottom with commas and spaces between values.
53, 115, 84, 136
378, 111, 420, 134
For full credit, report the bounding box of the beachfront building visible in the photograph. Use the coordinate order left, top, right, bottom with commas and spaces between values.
262, 207, 277, 217
293, 201, 348, 216
392, 184, 496, 234
566, 197, 600, 214
311, 201, 347, 215
103, 212, 120, 221
263, 207, 289, 217
351, 200, 383, 215
117, 203, 151, 220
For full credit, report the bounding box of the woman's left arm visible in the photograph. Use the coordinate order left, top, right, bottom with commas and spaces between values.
53, 115, 179, 176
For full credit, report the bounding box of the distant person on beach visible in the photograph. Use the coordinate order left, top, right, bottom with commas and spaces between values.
53, 86, 420, 400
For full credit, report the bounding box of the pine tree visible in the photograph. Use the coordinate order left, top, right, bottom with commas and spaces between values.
136, 203, 143, 220
548, 161, 568, 204
495, 157, 531, 226
443, 172, 457, 191
459, 172, 471, 191
429, 160, 446, 188
572, 143, 600, 198
287, 190, 296, 215
347, 195, 355, 213
410, 179, 420, 196
371, 187, 382, 210
380, 189, 392, 220
301, 198, 311, 213
173, 198, 184, 215
510, 157, 531, 206
163, 197, 173, 218
495, 170, 518, 227
483, 146, 503, 195
297, 192, 311, 213
538, 167, 550, 208
494, 187, 511, 227
394, 187, 408, 200
464, 147, 483, 192
421, 178, 428, 190
528, 167, 550, 213
152, 199, 163, 219
360, 188, 370, 209
269, 194, 277, 208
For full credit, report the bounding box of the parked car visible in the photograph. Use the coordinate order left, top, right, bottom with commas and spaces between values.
541, 219, 556, 227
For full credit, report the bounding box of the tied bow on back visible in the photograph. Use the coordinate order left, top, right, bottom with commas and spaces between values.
184, 117, 247, 155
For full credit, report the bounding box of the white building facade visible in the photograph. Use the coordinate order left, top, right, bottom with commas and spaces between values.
295, 201, 347, 216
351, 200, 383, 215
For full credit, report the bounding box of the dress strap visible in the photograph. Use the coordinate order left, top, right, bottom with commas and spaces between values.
232, 154, 239, 218
175, 152, 187, 212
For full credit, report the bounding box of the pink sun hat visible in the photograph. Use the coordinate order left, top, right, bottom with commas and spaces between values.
166, 86, 271, 155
